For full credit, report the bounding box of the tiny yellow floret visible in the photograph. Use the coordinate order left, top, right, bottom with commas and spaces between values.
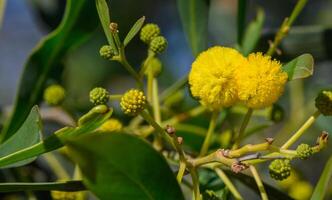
99, 118, 123, 132
120, 89, 147, 116
236, 53, 288, 109
189, 46, 246, 109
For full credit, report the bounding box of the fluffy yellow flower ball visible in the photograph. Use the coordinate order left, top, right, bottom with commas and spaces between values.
236, 53, 288, 109
99, 118, 123, 132
189, 46, 247, 109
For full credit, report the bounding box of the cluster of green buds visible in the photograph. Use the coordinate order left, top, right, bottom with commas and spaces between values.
43, 84, 66, 106
99, 45, 115, 60
89, 87, 110, 105
315, 90, 332, 116
269, 159, 291, 181
296, 143, 313, 160
140, 23, 167, 54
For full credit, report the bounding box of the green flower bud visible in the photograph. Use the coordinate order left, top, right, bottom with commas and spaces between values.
140, 23, 160, 44
43, 84, 66, 106
270, 104, 284, 122
269, 159, 291, 181
315, 90, 332, 116
99, 118, 123, 132
296, 143, 313, 160
99, 45, 115, 60
144, 57, 162, 77
120, 89, 147, 116
149, 36, 167, 54
89, 87, 110, 105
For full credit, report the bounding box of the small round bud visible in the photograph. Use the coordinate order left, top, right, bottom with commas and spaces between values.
99, 118, 123, 132
43, 84, 66, 106
269, 159, 291, 181
296, 143, 313, 160
99, 45, 114, 60
51, 191, 78, 200
89, 87, 110, 105
315, 90, 332, 116
149, 36, 167, 54
120, 89, 147, 116
140, 23, 160, 43
144, 57, 162, 77
289, 181, 313, 200
270, 104, 284, 122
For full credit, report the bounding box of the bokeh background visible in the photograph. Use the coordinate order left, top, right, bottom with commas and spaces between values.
0, 0, 331, 199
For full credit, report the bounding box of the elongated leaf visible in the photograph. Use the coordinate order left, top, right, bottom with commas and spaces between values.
0, 107, 112, 168
282, 53, 314, 81
1, 0, 99, 141
66, 133, 185, 200
0, 106, 42, 168
0, 181, 85, 192
95, 0, 117, 52
124, 16, 145, 47
177, 0, 210, 56
241, 8, 265, 56
310, 156, 332, 200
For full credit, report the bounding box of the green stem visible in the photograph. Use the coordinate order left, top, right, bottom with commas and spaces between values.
177, 161, 187, 183
147, 70, 154, 103
120, 59, 142, 88
266, 0, 309, 56
140, 110, 173, 147
215, 168, 243, 200
281, 110, 320, 149
199, 111, 219, 156
0, 181, 85, 192
139, 52, 155, 79
233, 108, 254, 149
160, 75, 188, 102
43, 153, 70, 180
152, 79, 162, 123
249, 165, 269, 200
189, 168, 201, 200
109, 94, 122, 101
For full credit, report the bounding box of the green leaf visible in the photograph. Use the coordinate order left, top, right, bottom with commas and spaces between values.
241, 8, 265, 56
0, 107, 112, 168
310, 156, 332, 200
282, 53, 314, 81
1, 0, 99, 142
0, 181, 85, 192
124, 16, 145, 47
66, 133, 185, 200
0, 106, 42, 168
95, 0, 117, 53
177, 0, 210, 56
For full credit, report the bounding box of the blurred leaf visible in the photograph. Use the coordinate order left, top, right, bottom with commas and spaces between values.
1, 0, 99, 141
0, 0, 6, 30
237, 0, 247, 45
0, 106, 42, 168
124, 16, 145, 47
177, 0, 210, 56
310, 156, 332, 200
0, 107, 112, 168
95, 0, 117, 53
66, 133, 185, 200
282, 54, 314, 81
241, 8, 265, 56
227, 171, 294, 200
0, 180, 85, 192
